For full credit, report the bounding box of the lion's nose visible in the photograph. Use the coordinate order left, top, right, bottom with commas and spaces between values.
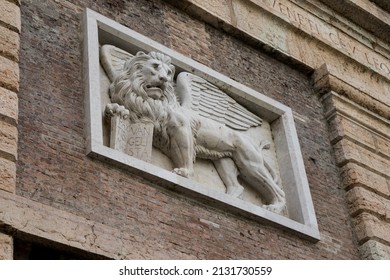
159, 74, 168, 82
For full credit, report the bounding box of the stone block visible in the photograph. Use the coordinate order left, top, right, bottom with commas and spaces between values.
0, 119, 17, 161
0, 232, 13, 260
0, 25, 19, 61
374, 135, 390, 159
0, 56, 19, 92
0, 86, 18, 123
188, 0, 232, 24
340, 163, 389, 196
334, 139, 390, 176
354, 212, 390, 245
347, 187, 390, 221
331, 94, 390, 137
0, 0, 21, 32
359, 239, 390, 260
0, 158, 16, 193
329, 115, 375, 149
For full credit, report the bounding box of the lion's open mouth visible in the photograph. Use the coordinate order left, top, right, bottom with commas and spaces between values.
145, 84, 163, 99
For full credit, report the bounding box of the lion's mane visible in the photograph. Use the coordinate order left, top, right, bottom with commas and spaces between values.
109, 51, 198, 156
109, 51, 178, 123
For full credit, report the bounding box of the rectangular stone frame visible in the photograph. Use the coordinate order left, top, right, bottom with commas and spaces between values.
83, 9, 320, 241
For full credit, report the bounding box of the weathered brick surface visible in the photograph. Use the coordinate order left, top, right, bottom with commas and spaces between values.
0, 25, 19, 61
15, 0, 359, 259
0, 232, 13, 260
0, 86, 18, 122
0, 158, 16, 193
0, 56, 19, 92
0, 119, 17, 161
0, 0, 21, 32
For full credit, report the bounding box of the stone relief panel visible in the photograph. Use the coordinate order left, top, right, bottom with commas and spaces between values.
84, 9, 319, 240
100, 46, 286, 214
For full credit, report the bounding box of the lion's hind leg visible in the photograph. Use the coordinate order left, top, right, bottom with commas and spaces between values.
240, 164, 286, 214
231, 135, 286, 214
213, 158, 244, 198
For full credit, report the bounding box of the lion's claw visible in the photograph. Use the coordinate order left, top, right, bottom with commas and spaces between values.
173, 168, 191, 178
263, 202, 285, 214
105, 103, 129, 119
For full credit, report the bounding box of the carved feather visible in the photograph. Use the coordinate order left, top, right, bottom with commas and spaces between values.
100, 45, 133, 81
100, 45, 263, 130
176, 72, 262, 131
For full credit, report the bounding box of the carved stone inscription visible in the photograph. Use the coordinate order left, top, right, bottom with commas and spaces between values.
110, 116, 153, 162
253, 0, 390, 79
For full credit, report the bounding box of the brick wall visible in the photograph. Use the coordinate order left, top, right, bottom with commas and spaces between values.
0, 0, 20, 259
13, 0, 361, 259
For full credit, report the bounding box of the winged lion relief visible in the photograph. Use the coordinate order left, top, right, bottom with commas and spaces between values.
99, 45, 286, 214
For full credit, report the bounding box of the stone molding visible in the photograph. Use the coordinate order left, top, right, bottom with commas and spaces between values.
314, 62, 390, 259
166, 0, 390, 120
318, 90, 390, 259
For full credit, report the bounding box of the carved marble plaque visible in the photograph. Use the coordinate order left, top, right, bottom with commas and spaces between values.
110, 116, 153, 162
84, 8, 320, 240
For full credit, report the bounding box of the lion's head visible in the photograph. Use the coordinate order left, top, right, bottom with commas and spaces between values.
109, 51, 179, 124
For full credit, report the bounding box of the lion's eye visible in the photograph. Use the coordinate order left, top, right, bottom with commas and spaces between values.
152, 63, 160, 70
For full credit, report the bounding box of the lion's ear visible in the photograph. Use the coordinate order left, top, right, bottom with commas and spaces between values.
136, 51, 146, 56
170, 65, 175, 78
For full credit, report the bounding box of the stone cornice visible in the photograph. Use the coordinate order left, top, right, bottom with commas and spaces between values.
165, 0, 390, 119
317, 0, 390, 44
312, 64, 390, 120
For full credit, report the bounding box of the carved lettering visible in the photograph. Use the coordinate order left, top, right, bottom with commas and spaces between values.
265, 0, 390, 79
110, 115, 153, 162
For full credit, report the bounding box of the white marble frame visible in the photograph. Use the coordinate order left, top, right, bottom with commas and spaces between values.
83, 8, 320, 241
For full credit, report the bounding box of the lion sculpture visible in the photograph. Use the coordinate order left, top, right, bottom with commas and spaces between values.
101, 45, 286, 214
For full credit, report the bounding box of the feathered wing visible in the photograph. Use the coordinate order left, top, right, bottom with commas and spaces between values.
100, 46, 263, 130
100, 44, 134, 82
176, 72, 262, 131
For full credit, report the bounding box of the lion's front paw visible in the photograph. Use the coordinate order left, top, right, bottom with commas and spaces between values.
173, 168, 191, 178
105, 103, 129, 120
226, 185, 244, 198
263, 201, 286, 215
